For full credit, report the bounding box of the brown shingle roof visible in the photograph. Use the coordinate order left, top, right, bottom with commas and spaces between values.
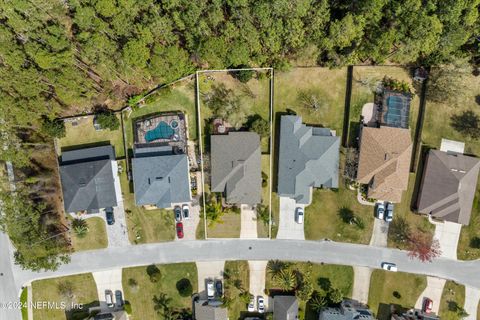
357, 127, 412, 203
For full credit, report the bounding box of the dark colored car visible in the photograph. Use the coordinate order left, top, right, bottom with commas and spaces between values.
215, 279, 223, 297
115, 290, 123, 307
423, 298, 433, 313
105, 207, 115, 225
174, 206, 182, 222
176, 222, 184, 239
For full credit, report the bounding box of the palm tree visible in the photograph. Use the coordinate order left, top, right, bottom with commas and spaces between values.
71, 218, 88, 238
267, 260, 289, 279
153, 293, 172, 313
274, 268, 296, 291
310, 292, 328, 312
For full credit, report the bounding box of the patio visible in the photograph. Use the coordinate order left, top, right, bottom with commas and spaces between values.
134, 112, 187, 152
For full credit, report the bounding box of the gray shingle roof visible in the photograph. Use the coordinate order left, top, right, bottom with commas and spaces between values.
132, 148, 191, 209
417, 150, 480, 225
277, 116, 340, 205
194, 301, 228, 320
273, 296, 298, 320
211, 132, 261, 205
60, 146, 117, 213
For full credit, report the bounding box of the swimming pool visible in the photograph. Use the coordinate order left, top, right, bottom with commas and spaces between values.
383, 94, 410, 128
145, 121, 175, 142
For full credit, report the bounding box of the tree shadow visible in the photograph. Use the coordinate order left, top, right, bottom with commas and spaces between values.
338, 207, 354, 224
317, 277, 331, 291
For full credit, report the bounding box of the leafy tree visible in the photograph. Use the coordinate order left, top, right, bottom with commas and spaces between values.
450, 110, 480, 139
407, 231, 442, 262
176, 278, 193, 297
470, 237, 480, 249
338, 207, 355, 224
328, 287, 343, 304
203, 84, 247, 129
427, 60, 473, 104
390, 216, 411, 244
231, 66, 254, 83
71, 218, 88, 238
41, 117, 66, 138
95, 110, 120, 131
146, 264, 162, 283
249, 116, 270, 138
150, 45, 194, 82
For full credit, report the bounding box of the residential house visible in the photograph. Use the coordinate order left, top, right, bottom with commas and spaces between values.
132, 146, 191, 209
416, 148, 480, 225
273, 295, 299, 320
277, 115, 340, 205
356, 126, 412, 203
318, 299, 375, 320
59, 145, 117, 213
194, 300, 228, 320
211, 131, 261, 205
391, 309, 439, 320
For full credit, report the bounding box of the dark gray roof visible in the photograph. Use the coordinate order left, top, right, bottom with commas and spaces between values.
277, 116, 340, 204
132, 149, 190, 208
319, 300, 374, 320
211, 132, 261, 205
273, 296, 298, 320
60, 146, 117, 213
417, 150, 480, 225
194, 301, 228, 320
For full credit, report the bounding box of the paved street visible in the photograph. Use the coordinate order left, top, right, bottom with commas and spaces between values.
277, 197, 304, 239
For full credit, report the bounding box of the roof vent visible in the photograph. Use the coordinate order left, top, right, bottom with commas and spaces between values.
155, 176, 163, 180
78, 178, 86, 187
451, 169, 458, 172
459, 170, 466, 173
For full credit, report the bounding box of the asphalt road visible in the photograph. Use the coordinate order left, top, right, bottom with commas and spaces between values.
4, 238, 480, 320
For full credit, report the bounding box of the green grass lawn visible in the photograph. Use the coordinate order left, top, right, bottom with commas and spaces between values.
119, 160, 175, 244
258, 154, 271, 238
122, 263, 198, 320
387, 173, 435, 250
457, 180, 480, 260
20, 287, 27, 320
124, 77, 197, 150
70, 217, 108, 251
271, 192, 280, 238
368, 270, 426, 319
304, 178, 374, 244
265, 262, 353, 320
224, 261, 250, 319
439, 281, 465, 320
207, 211, 241, 238
274, 67, 347, 132
58, 114, 125, 158
32, 273, 98, 320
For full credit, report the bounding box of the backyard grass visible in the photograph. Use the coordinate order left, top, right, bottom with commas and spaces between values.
122, 263, 198, 320
304, 178, 374, 244
70, 217, 108, 251
368, 270, 427, 320
274, 67, 347, 132
124, 76, 197, 150
224, 261, 250, 320
20, 287, 27, 320
422, 72, 480, 156
271, 193, 280, 238
119, 160, 175, 244
439, 281, 466, 320
58, 114, 125, 158
457, 179, 480, 260
265, 262, 353, 320
32, 273, 98, 320
387, 173, 435, 249
207, 211, 241, 238
258, 154, 271, 238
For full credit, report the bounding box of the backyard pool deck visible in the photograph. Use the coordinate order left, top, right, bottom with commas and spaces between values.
134, 112, 187, 152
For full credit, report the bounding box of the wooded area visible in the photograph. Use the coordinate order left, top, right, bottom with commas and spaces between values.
0, 0, 479, 270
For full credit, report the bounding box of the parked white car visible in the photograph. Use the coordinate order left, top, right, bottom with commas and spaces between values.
381, 262, 398, 272
295, 207, 304, 224
257, 296, 265, 313
247, 295, 255, 312
182, 204, 190, 220
385, 202, 394, 222
376, 203, 385, 220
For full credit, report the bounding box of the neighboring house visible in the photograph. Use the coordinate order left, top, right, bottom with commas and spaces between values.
59, 145, 117, 213
194, 300, 228, 320
132, 146, 191, 209
416, 149, 480, 225
318, 299, 375, 320
273, 295, 299, 320
211, 131, 261, 205
277, 115, 340, 205
356, 126, 412, 203
391, 309, 439, 320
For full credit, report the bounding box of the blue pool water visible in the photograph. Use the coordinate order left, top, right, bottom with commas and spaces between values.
145, 121, 175, 142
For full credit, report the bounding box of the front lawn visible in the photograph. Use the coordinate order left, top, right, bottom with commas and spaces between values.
122, 263, 198, 320
265, 262, 353, 320
368, 270, 427, 319
207, 211, 241, 238
439, 281, 466, 320
70, 217, 108, 251
457, 180, 480, 260
224, 261, 250, 319
32, 273, 98, 320
58, 114, 125, 158
119, 160, 175, 244
20, 287, 27, 320
304, 178, 374, 244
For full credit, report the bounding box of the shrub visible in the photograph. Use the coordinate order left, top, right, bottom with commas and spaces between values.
41, 117, 66, 138
124, 302, 132, 314
128, 278, 139, 292
146, 264, 162, 283
71, 218, 88, 238
176, 278, 193, 297
231, 66, 254, 83
95, 110, 120, 130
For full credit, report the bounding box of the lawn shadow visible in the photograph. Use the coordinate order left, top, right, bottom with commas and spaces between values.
60, 140, 112, 153
347, 121, 361, 148
317, 277, 332, 291
410, 144, 433, 212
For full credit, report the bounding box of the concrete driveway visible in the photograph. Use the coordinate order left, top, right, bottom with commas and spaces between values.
240, 205, 258, 239
248, 261, 268, 310
432, 220, 462, 259
414, 276, 446, 314
369, 218, 389, 247
92, 269, 124, 311
196, 261, 225, 299
352, 266, 372, 304
277, 197, 304, 240
464, 286, 480, 320
176, 202, 200, 241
